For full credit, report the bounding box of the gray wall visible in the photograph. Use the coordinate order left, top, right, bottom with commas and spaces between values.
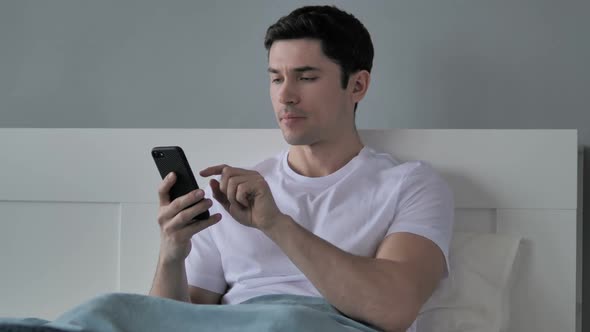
1, 0, 589, 144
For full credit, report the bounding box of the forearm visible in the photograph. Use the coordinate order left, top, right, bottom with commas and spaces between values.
263, 215, 415, 332
148, 257, 191, 303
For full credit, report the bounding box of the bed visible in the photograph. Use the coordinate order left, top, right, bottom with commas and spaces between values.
0, 128, 581, 331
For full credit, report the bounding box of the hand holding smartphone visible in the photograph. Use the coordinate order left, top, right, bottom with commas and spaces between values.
152, 146, 210, 221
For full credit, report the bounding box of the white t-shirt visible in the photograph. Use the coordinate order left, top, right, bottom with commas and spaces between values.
185, 146, 454, 330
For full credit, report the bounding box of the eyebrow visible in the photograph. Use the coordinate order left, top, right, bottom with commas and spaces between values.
267, 66, 321, 74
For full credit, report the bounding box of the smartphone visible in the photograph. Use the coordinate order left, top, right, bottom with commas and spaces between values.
151, 146, 210, 221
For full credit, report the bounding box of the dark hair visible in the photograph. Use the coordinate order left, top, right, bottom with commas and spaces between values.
264, 5, 374, 91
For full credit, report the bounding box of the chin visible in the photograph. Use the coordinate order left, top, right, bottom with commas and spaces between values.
281, 131, 317, 146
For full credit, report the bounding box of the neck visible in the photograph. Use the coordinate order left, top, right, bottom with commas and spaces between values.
287, 132, 364, 177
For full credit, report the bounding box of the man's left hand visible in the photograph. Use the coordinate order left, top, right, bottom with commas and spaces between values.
200, 165, 283, 230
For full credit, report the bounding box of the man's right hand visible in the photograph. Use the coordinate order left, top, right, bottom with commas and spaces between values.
157, 172, 222, 265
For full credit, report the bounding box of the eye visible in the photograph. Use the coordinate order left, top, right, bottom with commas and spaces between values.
300, 77, 317, 81
271, 77, 283, 84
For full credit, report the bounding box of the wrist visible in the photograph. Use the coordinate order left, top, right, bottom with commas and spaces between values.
261, 213, 292, 236
158, 253, 186, 268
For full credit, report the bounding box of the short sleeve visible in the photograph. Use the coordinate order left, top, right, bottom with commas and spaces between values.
387, 161, 455, 273
184, 186, 227, 294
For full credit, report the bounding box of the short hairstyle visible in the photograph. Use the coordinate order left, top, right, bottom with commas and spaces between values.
264, 5, 374, 90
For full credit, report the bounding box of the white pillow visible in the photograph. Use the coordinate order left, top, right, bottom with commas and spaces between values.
416, 232, 522, 332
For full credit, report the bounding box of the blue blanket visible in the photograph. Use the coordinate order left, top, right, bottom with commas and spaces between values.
0, 293, 380, 332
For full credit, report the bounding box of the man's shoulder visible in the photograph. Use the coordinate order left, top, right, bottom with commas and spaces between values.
362, 148, 449, 191
361, 146, 400, 170
360, 147, 424, 178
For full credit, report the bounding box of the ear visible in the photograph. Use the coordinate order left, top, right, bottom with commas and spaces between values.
350, 70, 371, 104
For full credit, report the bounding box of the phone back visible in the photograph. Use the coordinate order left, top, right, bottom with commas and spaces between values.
152, 146, 199, 201
152, 146, 209, 221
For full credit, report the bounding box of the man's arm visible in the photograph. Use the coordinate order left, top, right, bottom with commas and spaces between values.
149, 256, 223, 304
149, 171, 223, 305
199, 164, 447, 331
149, 256, 191, 303
263, 215, 445, 332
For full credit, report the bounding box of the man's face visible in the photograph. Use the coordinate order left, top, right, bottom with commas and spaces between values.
268, 39, 355, 146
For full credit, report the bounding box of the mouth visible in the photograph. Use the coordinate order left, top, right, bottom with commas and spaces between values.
279, 111, 306, 120
278, 108, 306, 125
280, 116, 306, 126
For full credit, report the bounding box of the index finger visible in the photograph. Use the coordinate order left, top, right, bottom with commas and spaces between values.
200, 164, 229, 177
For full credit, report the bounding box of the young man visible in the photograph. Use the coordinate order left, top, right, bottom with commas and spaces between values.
150, 5, 453, 332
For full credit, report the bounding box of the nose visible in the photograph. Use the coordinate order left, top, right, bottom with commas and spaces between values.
277, 81, 299, 105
